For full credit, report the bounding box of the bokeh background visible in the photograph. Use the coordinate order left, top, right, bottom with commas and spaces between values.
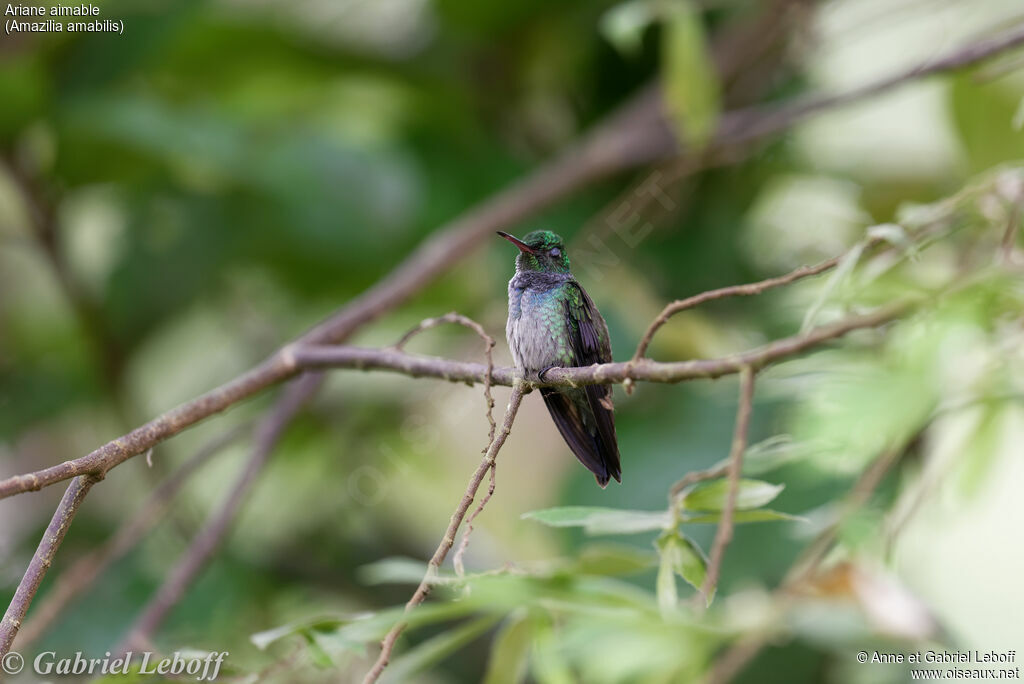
2, 0, 1024, 682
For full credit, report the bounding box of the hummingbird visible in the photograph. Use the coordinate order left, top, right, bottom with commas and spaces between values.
498, 230, 621, 487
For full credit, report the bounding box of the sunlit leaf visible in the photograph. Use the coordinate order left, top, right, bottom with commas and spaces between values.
304, 632, 335, 668
251, 617, 349, 651
682, 479, 784, 512
358, 557, 450, 586
656, 538, 679, 614
950, 73, 1024, 173
684, 509, 803, 524
662, 0, 720, 149
522, 506, 671, 534
656, 531, 709, 609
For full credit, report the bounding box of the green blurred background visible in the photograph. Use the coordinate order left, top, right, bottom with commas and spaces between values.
2, 0, 1024, 682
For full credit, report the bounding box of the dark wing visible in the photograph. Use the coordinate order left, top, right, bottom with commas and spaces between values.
540, 280, 621, 486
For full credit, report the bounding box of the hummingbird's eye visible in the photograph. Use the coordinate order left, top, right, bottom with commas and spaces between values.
549, 247, 561, 258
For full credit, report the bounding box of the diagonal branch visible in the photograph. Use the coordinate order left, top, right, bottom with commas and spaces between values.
12, 424, 249, 650
0, 473, 103, 654
391, 312, 501, 578
115, 374, 321, 655
714, 22, 1024, 149
361, 380, 527, 684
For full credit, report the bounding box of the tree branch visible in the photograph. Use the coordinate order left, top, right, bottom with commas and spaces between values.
294, 300, 912, 387
0, 356, 301, 501
13, 425, 248, 650
115, 374, 321, 655
0, 473, 103, 654
391, 312, 501, 578
361, 380, 527, 684
668, 462, 730, 503
696, 367, 755, 608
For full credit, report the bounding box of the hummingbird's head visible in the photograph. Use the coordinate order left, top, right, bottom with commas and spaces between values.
496, 230, 570, 275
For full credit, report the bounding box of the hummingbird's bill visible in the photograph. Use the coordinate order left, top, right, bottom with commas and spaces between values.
496, 231, 537, 254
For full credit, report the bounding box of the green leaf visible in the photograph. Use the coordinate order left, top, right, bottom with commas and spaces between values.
522, 506, 671, 535
950, 72, 1024, 173
530, 614, 574, 684
662, 0, 720, 149
483, 613, 533, 684
572, 544, 658, 576
600, 0, 656, 57
656, 532, 709, 609
380, 615, 502, 684
358, 557, 451, 585
682, 479, 784, 512
656, 537, 679, 614
684, 509, 803, 524
251, 617, 348, 650
252, 601, 484, 659
304, 632, 335, 668
0, 55, 49, 134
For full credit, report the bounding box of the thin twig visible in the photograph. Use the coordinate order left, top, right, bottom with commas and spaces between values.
394, 313, 500, 577
0, 473, 103, 653
668, 462, 730, 503
704, 440, 913, 684
622, 237, 897, 393
115, 374, 321, 655
393, 312, 497, 445
361, 380, 527, 684
14, 424, 249, 650
695, 367, 755, 609
453, 462, 497, 578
